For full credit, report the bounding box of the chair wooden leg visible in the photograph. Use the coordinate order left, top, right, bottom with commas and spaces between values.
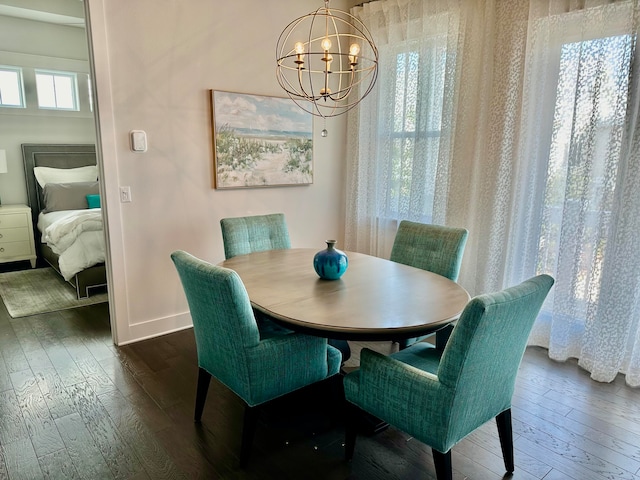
344, 403, 358, 461
496, 408, 514, 473
432, 449, 452, 480
194, 367, 211, 423
240, 405, 258, 468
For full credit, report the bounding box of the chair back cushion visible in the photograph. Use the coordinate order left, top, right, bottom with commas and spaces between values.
220, 213, 291, 259
438, 274, 554, 440
171, 250, 260, 397
390, 221, 468, 281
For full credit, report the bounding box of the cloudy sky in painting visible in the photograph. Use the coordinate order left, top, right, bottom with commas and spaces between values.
213, 91, 312, 134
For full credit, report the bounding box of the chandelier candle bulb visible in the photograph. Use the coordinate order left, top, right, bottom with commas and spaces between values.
349, 43, 360, 65
294, 42, 305, 65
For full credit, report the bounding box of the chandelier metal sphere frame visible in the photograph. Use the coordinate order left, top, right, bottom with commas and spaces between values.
276, 0, 378, 121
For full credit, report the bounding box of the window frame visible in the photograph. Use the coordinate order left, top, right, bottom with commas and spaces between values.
34, 68, 80, 111
0, 65, 26, 108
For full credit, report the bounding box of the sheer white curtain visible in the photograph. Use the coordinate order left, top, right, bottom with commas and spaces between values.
347, 0, 532, 281
345, 0, 464, 259
347, 0, 640, 386
508, 0, 640, 385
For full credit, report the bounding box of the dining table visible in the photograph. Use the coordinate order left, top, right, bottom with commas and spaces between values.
219, 248, 470, 344
220, 247, 471, 435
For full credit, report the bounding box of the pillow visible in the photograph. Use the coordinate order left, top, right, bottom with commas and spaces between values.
42, 181, 99, 213
86, 194, 101, 209
34, 165, 98, 188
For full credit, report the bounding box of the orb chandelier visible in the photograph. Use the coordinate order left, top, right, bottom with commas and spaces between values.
276, 0, 378, 130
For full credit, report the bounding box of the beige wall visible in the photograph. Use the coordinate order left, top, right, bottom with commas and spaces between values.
86, 0, 350, 344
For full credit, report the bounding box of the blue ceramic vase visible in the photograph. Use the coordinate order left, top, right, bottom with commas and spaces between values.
313, 240, 348, 280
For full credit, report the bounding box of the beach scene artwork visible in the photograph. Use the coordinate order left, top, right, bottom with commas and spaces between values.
211, 90, 313, 189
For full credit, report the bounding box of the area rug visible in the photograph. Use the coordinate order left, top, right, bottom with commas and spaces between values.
0, 267, 108, 318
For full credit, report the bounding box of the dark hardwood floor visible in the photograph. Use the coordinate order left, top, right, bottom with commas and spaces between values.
0, 299, 639, 479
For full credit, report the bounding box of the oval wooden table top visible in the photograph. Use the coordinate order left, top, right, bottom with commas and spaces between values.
219, 248, 471, 341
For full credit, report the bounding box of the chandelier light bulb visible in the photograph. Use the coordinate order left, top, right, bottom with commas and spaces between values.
349, 43, 360, 65
321, 37, 332, 51
294, 41, 306, 66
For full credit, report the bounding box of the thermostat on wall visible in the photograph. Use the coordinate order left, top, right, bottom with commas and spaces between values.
130, 130, 147, 152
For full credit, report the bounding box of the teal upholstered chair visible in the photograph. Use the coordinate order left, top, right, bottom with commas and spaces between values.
220, 213, 291, 260
171, 250, 341, 466
220, 213, 351, 361
344, 274, 554, 480
220, 213, 293, 338
390, 220, 468, 350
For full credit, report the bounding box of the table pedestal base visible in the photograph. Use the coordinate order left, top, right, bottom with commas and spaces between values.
328, 339, 351, 363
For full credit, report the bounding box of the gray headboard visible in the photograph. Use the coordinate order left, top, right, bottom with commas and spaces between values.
21, 143, 97, 245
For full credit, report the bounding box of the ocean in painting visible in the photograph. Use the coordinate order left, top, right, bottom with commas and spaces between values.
233, 127, 311, 140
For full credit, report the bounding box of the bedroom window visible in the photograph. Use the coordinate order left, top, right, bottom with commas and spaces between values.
0, 66, 25, 108
35, 70, 79, 111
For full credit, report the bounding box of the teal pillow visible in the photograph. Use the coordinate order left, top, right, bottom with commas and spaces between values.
86, 194, 101, 209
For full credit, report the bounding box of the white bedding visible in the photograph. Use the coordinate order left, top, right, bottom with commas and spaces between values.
38, 209, 105, 281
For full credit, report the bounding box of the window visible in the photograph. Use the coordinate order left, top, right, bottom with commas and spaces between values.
381, 41, 448, 223
535, 33, 633, 316
35, 70, 79, 110
0, 66, 25, 107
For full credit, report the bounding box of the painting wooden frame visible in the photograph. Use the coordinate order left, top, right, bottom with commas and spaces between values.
211, 90, 313, 189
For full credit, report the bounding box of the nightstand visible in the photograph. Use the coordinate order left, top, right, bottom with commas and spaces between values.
0, 204, 36, 268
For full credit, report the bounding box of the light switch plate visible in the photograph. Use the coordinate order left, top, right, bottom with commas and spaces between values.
120, 186, 132, 203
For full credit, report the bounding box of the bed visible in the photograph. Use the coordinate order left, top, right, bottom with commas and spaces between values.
22, 143, 107, 299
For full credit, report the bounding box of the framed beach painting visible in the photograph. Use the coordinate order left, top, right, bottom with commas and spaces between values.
211, 90, 313, 189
